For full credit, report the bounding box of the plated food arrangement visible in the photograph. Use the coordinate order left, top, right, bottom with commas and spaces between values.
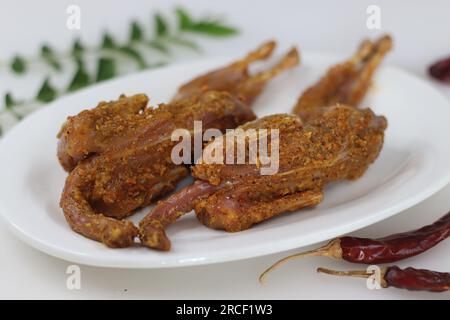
57, 37, 390, 249
57, 41, 298, 247
53, 34, 450, 292
1, 31, 449, 290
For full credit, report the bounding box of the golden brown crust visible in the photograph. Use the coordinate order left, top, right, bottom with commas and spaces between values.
58, 40, 300, 248
139, 106, 387, 250
194, 105, 387, 232
60, 91, 256, 248
57, 41, 297, 173
57, 94, 150, 171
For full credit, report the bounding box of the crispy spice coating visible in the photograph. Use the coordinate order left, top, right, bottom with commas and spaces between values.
60, 91, 256, 247
57, 94, 150, 171
57, 41, 299, 172
58, 41, 300, 248
140, 105, 387, 250
292, 35, 392, 121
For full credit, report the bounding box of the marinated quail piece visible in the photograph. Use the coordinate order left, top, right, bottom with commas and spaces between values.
139, 106, 387, 250
60, 91, 256, 248
173, 40, 300, 104
57, 43, 297, 172
292, 35, 392, 121
195, 106, 387, 230
57, 94, 150, 171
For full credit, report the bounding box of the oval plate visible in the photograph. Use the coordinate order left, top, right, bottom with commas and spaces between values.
1, 53, 450, 268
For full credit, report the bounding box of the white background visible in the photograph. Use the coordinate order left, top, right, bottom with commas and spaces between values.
0, 0, 450, 299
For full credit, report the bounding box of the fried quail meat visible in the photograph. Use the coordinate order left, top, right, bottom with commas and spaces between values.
57, 41, 300, 247
60, 91, 256, 247
57, 94, 151, 171
57, 41, 299, 172
139, 105, 387, 250
293, 35, 392, 121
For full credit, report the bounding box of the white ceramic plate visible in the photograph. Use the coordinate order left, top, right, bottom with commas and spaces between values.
1, 53, 450, 268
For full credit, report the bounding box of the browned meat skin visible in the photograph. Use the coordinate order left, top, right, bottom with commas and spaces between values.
173, 41, 300, 105
194, 106, 387, 232
139, 181, 221, 250
140, 106, 387, 250
196, 189, 324, 232
58, 42, 296, 247
60, 92, 256, 248
292, 35, 392, 121
61, 162, 140, 248
57, 94, 150, 171
57, 43, 298, 172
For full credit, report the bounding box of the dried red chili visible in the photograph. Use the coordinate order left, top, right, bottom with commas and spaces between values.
259, 211, 450, 282
317, 266, 450, 292
429, 56, 450, 83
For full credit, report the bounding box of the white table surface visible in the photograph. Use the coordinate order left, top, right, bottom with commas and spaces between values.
0, 0, 449, 300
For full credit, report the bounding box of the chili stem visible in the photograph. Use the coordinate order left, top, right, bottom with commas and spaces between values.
259, 238, 342, 284
317, 267, 373, 279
